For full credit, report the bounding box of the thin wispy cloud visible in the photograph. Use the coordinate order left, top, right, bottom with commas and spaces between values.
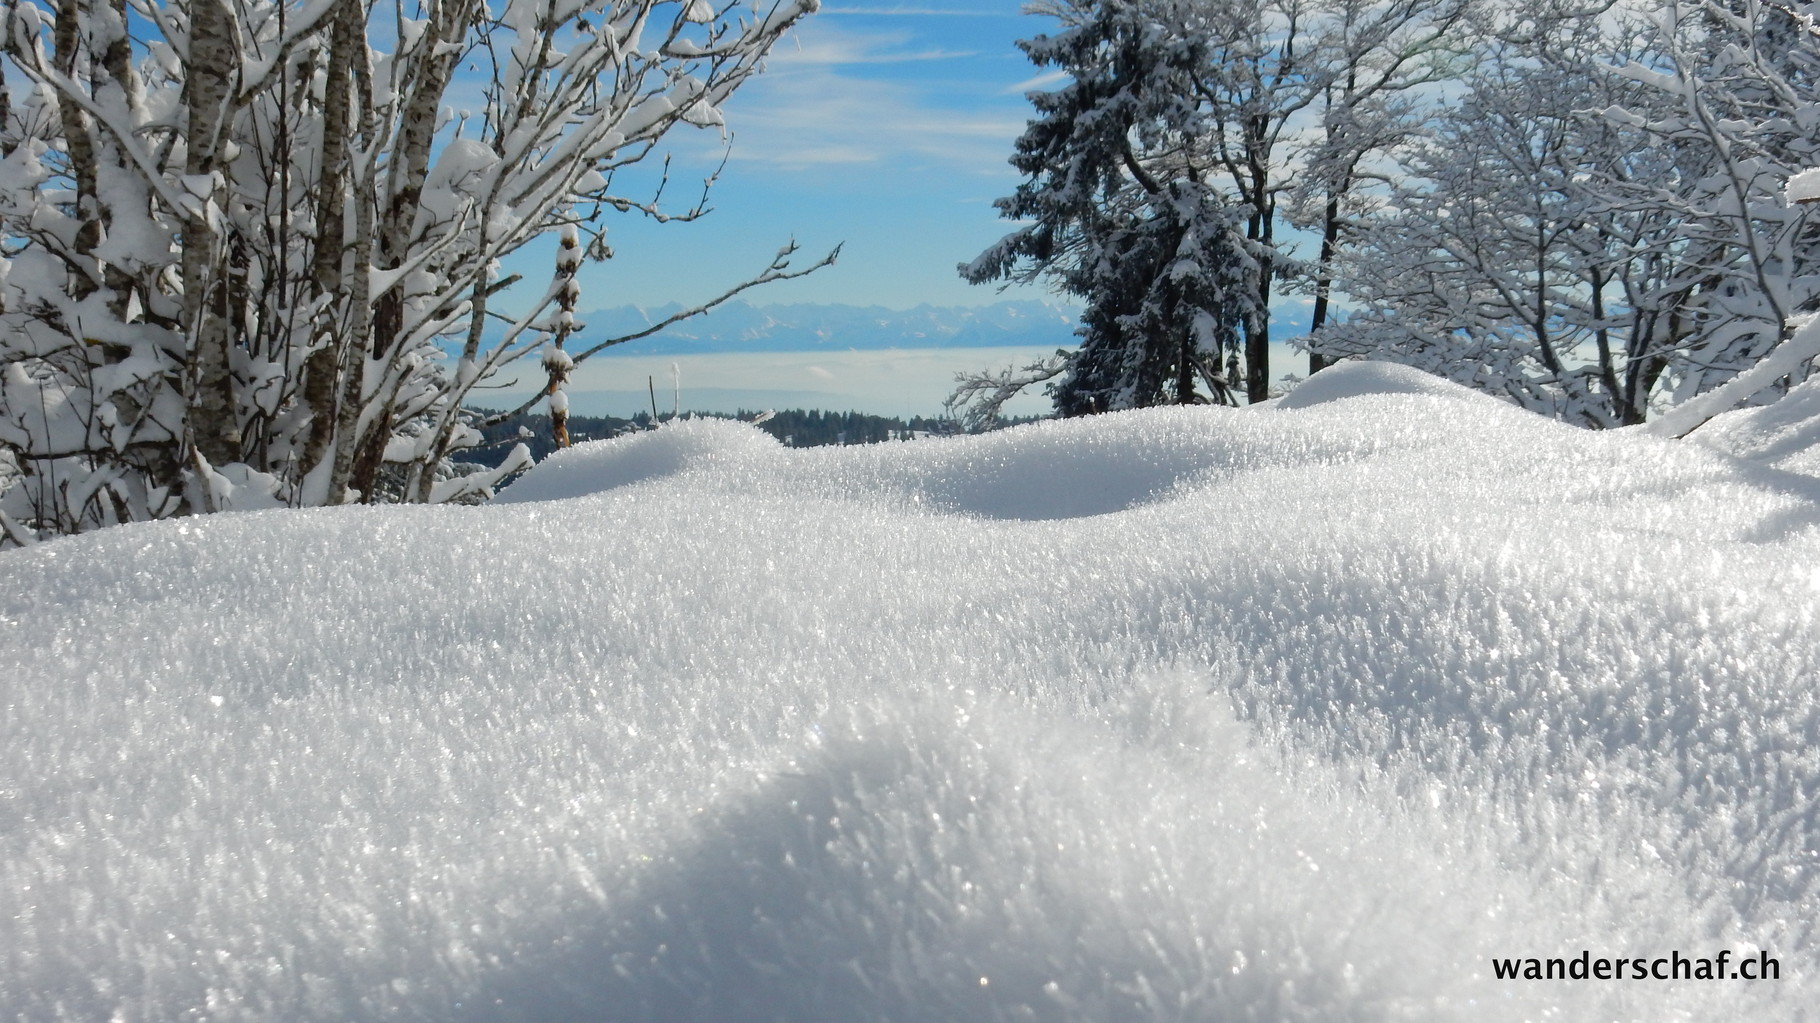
1003, 68, 1068, 94
723, 66, 1029, 170
773, 22, 978, 66
783, 43, 979, 64
700, 19, 1031, 172
822, 6, 1013, 15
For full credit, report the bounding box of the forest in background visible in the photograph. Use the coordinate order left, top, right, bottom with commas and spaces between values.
956, 0, 1820, 434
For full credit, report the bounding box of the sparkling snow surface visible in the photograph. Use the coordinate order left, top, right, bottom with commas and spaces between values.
6, 362, 1820, 1021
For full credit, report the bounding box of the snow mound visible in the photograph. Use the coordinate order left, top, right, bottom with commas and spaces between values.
5, 393, 1819, 1021
1275, 357, 1503, 410
494, 416, 785, 503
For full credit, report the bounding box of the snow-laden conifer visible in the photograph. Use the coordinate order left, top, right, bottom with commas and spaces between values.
962, 0, 1258, 416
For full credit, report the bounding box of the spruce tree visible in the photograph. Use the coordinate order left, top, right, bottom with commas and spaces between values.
963, 0, 1256, 415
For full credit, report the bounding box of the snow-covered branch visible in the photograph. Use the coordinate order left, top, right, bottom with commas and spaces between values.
944, 354, 1068, 434
0, 0, 824, 542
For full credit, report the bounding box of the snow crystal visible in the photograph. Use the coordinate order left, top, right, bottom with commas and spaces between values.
4, 366, 1819, 1021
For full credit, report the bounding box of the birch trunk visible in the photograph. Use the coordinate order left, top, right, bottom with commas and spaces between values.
52, 1, 100, 297
182, 0, 242, 469
298, 0, 361, 499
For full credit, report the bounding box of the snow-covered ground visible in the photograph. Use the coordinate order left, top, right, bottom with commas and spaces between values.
5, 363, 1818, 1021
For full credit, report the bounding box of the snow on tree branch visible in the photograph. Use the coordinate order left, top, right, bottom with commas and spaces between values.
943, 354, 1068, 434
0, 0, 825, 543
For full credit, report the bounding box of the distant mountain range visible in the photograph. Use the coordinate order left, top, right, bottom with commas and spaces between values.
571, 299, 1085, 356
481, 297, 1317, 357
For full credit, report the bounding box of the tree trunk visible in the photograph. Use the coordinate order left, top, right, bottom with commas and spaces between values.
327, 40, 379, 507
298, 0, 361, 497
96, 0, 146, 321
53, 1, 101, 298
1309, 190, 1342, 375
372, 0, 474, 359
1245, 115, 1273, 404
183, 0, 242, 469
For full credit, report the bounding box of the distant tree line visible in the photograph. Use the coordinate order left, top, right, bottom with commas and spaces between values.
461, 408, 1028, 476
746, 409, 967, 447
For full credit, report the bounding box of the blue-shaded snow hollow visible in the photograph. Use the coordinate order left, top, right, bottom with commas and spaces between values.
4, 362, 1819, 1021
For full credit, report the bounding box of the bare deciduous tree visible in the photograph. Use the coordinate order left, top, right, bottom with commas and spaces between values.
0, 0, 829, 543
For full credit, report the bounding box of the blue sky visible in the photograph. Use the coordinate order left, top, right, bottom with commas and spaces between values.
555, 1, 1067, 314
485, 3, 1324, 417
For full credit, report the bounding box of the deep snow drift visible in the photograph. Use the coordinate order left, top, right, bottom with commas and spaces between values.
5, 362, 1819, 1021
